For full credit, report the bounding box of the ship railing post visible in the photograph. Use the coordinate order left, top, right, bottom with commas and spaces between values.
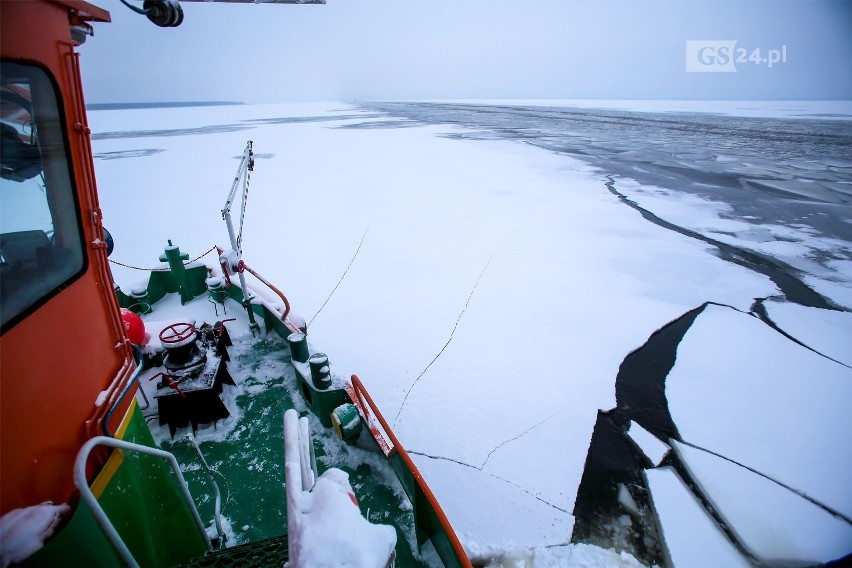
283, 409, 306, 565
74, 437, 213, 567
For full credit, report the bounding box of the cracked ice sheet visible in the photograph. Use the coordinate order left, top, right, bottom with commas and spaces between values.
644, 466, 749, 568
95, 103, 778, 553
428, 99, 852, 120
611, 178, 852, 309
668, 304, 852, 521
671, 440, 852, 565
87, 101, 367, 137
363, 166, 775, 533
763, 299, 852, 367
413, 454, 572, 552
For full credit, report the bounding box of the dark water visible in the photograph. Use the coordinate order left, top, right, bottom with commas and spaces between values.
570, 305, 704, 566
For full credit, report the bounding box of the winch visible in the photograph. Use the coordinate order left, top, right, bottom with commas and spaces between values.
152, 320, 236, 436
161, 322, 208, 378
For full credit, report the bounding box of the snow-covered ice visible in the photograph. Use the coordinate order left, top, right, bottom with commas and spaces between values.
644, 467, 749, 568
763, 299, 852, 367
626, 422, 669, 467
418, 99, 852, 120
612, 178, 852, 309
667, 305, 852, 520
671, 440, 852, 565
90, 101, 852, 564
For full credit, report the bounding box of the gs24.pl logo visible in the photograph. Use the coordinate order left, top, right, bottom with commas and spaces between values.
685, 41, 787, 72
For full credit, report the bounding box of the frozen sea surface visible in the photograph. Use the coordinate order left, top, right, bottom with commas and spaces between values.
365, 101, 852, 308
90, 101, 852, 565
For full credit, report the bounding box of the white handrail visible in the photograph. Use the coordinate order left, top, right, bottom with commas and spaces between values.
74, 436, 213, 567
284, 409, 306, 565
298, 415, 316, 490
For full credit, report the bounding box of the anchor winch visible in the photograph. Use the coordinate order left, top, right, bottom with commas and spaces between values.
152, 320, 235, 436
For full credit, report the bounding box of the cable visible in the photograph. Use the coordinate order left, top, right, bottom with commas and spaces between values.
109, 246, 217, 271
184, 433, 228, 547
118, 0, 150, 15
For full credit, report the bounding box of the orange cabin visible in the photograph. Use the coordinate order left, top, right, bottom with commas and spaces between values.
0, 0, 134, 514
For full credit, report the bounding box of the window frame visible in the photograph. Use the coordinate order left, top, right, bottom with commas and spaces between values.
0, 58, 89, 335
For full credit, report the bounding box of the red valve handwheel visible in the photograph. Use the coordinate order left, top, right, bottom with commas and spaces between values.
159, 322, 196, 344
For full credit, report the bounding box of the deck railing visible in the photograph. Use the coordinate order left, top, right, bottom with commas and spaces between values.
349, 374, 473, 568
74, 436, 213, 567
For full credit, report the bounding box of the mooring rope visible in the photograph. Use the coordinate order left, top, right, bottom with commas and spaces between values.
108, 245, 218, 271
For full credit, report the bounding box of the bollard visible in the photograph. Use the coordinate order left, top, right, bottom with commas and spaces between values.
206, 277, 228, 316
129, 285, 152, 314
164, 240, 194, 304
287, 332, 309, 364
308, 353, 332, 389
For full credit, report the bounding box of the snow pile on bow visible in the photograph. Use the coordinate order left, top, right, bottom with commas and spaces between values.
284, 408, 395, 568
286, 468, 396, 568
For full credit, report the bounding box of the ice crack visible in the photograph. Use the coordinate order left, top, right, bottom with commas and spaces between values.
309, 222, 370, 327
677, 439, 852, 526
407, 450, 569, 513
480, 416, 551, 469
393, 253, 495, 426
750, 297, 852, 369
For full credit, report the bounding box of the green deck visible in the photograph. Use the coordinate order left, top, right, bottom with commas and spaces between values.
146, 299, 434, 566
95, 249, 465, 567
180, 534, 289, 567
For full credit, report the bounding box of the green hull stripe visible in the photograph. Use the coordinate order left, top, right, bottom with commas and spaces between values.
24, 402, 208, 567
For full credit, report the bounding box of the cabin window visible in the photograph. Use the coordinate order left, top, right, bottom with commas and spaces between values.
1, 61, 85, 332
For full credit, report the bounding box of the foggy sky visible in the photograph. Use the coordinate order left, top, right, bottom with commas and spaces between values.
81, 0, 852, 103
